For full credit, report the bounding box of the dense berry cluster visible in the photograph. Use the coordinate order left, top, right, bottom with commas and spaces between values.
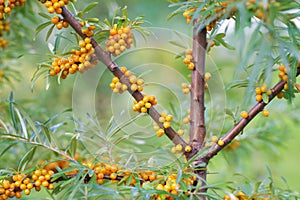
49, 37, 97, 79
0, 0, 26, 19
50, 15, 69, 30
182, 8, 195, 24
155, 173, 196, 199
0, 20, 9, 48
254, 83, 271, 102
41, 0, 69, 14
183, 49, 194, 70
152, 112, 173, 137
132, 94, 157, 113
158, 111, 173, 129
0, 169, 54, 200
110, 76, 128, 93
109, 67, 144, 93
105, 25, 133, 56
0, 159, 199, 200
277, 64, 289, 91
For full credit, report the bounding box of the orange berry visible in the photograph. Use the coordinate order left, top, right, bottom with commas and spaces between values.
255, 94, 262, 102
188, 62, 195, 70
277, 92, 283, 99
255, 87, 262, 95
110, 28, 117, 36
262, 109, 269, 117
240, 111, 249, 119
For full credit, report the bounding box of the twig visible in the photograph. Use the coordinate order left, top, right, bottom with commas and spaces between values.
61, 7, 187, 147
204, 66, 300, 161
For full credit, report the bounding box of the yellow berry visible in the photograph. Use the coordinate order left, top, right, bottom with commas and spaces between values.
175, 144, 182, 152
211, 135, 218, 143
217, 140, 224, 146
185, 145, 192, 152
177, 129, 184, 136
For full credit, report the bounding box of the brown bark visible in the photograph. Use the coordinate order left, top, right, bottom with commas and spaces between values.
189, 27, 207, 150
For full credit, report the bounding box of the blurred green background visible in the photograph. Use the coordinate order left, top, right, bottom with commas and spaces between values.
0, 0, 299, 195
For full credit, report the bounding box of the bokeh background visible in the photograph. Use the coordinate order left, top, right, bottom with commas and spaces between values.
1, 0, 300, 195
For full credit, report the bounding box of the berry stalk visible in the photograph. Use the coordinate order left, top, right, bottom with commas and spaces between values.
60, 7, 187, 147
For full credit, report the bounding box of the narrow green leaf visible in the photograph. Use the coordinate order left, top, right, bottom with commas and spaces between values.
8, 92, 18, 131
46, 24, 55, 42
38, 12, 52, 20
0, 142, 17, 158
18, 146, 37, 172
35, 21, 52, 39
82, 2, 98, 13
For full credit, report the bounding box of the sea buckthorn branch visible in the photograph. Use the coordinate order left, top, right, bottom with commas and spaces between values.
203, 65, 300, 161
189, 25, 207, 153
60, 7, 187, 147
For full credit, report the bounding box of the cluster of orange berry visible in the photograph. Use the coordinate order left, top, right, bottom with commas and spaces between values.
155, 174, 196, 199
152, 111, 173, 137
110, 76, 128, 93
50, 15, 69, 30
105, 25, 133, 57
254, 83, 271, 102
182, 8, 195, 24
158, 111, 173, 129
277, 64, 290, 91
109, 67, 144, 93
183, 49, 194, 70
132, 94, 157, 113
0, 20, 9, 48
0, 0, 26, 19
49, 37, 97, 79
41, 0, 69, 14
181, 83, 190, 94
0, 169, 54, 200
245, 0, 267, 20
80, 21, 95, 37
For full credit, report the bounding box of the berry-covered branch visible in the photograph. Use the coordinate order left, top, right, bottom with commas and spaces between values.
60, 7, 187, 147
203, 64, 300, 161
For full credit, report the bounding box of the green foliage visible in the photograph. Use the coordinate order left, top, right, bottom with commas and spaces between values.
0, 0, 300, 199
